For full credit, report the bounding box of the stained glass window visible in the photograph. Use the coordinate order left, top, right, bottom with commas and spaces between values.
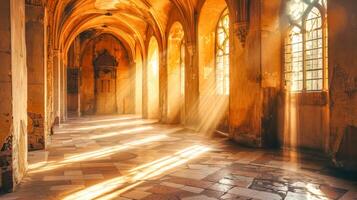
216, 8, 230, 95
285, 0, 328, 92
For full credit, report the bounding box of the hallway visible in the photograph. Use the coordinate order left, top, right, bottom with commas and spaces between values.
1, 115, 356, 200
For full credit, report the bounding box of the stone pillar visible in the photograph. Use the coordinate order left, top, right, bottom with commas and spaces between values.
230, 0, 264, 147
53, 50, 61, 124
0, 0, 28, 192
185, 42, 199, 129
74, 38, 81, 117
61, 55, 67, 121
26, 1, 47, 151
259, 0, 282, 148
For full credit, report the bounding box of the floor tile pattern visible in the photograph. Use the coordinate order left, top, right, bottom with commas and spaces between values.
1, 115, 356, 200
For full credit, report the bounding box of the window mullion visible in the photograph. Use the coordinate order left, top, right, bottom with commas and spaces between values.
323, 14, 328, 91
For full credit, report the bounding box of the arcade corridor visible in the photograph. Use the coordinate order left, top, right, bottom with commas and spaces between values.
1, 0, 357, 198
1, 115, 356, 200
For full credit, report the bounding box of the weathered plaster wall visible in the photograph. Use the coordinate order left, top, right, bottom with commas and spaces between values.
0, 0, 14, 192
26, 3, 48, 151
328, 0, 357, 171
0, 0, 28, 192
79, 33, 134, 115
260, 0, 282, 148
10, 0, 28, 189
230, 0, 264, 146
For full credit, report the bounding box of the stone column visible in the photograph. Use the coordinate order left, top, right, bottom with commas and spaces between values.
53, 49, 61, 124
26, 1, 48, 151
74, 38, 81, 117
185, 42, 199, 129
61, 55, 67, 122
60, 55, 67, 122
230, 0, 264, 147
0, 0, 28, 192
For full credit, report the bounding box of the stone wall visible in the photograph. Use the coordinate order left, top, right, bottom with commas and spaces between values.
0, 0, 28, 192
0, 1, 14, 192
78, 33, 134, 115
329, 0, 357, 171
230, 0, 260, 146
26, 3, 47, 151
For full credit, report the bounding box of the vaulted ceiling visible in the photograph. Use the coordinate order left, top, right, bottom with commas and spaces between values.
46, 0, 197, 55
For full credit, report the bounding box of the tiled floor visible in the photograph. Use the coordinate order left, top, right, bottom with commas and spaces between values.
1, 115, 357, 200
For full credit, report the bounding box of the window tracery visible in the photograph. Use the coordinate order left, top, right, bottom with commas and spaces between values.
216, 8, 230, 95
285, 0, 328, 92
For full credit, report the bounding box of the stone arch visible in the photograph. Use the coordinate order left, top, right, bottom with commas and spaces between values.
167, 22, 186, 124
197, 0, 231, 133
146, 36, 160, 119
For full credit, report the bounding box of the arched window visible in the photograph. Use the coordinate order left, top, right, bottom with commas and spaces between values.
285, 0, 328, 92
216, 8, 230, 95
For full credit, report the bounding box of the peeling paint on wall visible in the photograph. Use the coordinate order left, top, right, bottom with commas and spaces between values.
28, 112, 45, 151
0, 133, 13, 192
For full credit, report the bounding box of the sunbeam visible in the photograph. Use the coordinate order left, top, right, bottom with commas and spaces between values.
62, 145, 210, 200
28, 135, 167, 174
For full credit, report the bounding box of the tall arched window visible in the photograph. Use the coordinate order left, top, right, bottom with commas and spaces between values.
285, 0, 328, 92
216, 8, 230, 95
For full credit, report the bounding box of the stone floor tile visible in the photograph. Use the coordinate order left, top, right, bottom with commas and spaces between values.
171, 170, 209, 180
43, 176, 67, 181
181, 195, 218, 200
1, 116, 355, 200
141, 194, 179, 200
339, 191, 357, 200
147, 185, 181, 194
199, 189, 224, 198
121, 190, 151, 200
228, 187, 282, 200
160, 182, 185, 189
181, 186, 205, 193
49, 185, 85, 191
209, 183, 233, 192
64, 170, 83, 176
83, 174, 104, 180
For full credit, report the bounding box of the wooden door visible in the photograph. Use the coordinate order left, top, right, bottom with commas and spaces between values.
95, 70, 116, 114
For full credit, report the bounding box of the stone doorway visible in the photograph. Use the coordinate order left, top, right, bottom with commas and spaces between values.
94, 50, 118, 114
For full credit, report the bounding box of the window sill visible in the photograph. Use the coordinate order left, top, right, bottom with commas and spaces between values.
282, 90, 329, 106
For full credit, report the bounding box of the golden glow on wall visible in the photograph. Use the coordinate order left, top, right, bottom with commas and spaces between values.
180, 43, 186, 96
147, 37, 160, 119
167, 22, 185, 124
63, 145, 210, 200
216, 8, 230, 96
196, 1, 230, 134
135, 46, 143, 115
285, 0, 328, 92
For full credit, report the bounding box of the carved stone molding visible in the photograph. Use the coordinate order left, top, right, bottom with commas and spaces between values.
234, 21, 249, 48
25, 0, 44, 6
235, 0, 250, 47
